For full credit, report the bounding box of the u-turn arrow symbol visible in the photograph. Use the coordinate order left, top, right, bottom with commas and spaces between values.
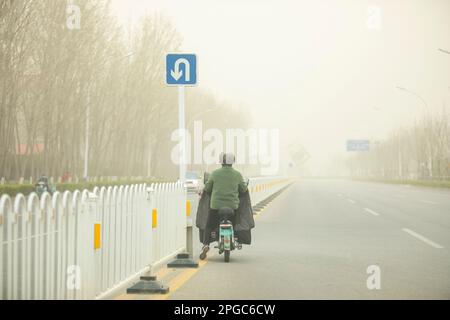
171, 58, 190, 82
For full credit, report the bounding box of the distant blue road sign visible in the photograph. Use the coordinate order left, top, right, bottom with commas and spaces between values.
347, 140, 370, 152
166, 54, 197, 86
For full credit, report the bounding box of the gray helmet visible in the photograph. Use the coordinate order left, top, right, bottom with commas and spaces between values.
220, 152, 236, 165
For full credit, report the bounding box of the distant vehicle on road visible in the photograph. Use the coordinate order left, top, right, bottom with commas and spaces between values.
180, 171, 203, 192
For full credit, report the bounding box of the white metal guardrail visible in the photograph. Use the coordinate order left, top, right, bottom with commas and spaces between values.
0, 182, 186, 300
248, 177, 293, 205
0, 176, 292, 300
0, 176, 152, 185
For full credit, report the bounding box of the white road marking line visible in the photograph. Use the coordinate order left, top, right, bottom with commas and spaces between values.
402, 228, 444, 249
347, 199, 355, 204
419, 200, 438, 205
364, 208, 380, 216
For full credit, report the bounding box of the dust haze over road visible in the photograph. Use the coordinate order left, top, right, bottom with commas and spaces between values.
1, 0, 449, 302
113, 0, 450, 176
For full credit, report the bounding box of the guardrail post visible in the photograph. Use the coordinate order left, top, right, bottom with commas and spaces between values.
166, 197, 198, 269
186, 200, 193, 258
87, 192, 99, 299
146, 186, 156, 265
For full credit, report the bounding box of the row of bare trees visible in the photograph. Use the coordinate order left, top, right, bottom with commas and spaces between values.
346, 107, 450, 180
0, 0, 251, 181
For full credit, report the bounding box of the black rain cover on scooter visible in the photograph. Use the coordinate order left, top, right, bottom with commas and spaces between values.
196, 191, 255, 245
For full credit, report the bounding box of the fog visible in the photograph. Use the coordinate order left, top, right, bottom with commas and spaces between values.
1, 0, 450, 302
114, 0, 450, 175
1, 0, 449, 180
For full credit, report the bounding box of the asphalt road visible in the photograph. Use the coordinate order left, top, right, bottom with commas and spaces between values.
171, 179, 450, 299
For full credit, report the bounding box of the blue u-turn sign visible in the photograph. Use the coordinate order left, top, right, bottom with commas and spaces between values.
166, 54, 197, 86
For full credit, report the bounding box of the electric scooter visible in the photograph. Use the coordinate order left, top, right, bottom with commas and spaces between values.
216, 207, 242, 263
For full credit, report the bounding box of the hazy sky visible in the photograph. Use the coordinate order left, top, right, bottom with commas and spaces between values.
112, 0, 450, 173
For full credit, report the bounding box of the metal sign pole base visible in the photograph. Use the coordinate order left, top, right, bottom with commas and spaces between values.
126, 276, 169, 295
167, 253, 199, 269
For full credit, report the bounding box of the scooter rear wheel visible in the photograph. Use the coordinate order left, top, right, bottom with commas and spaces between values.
224, 250, 230, 263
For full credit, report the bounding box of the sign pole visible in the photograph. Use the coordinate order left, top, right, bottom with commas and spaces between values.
179, 86, 186, 183
167, 53, 196, 184
166, 54, 197, 263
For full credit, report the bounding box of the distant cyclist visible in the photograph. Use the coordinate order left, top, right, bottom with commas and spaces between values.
35, 175, 51, 197
200, 153, 248, 260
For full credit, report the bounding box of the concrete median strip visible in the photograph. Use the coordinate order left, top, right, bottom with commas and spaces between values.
402, 228, 444, 249
253, 183, 293, 217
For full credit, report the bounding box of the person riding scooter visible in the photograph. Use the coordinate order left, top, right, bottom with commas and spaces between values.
199, 153, 248, 260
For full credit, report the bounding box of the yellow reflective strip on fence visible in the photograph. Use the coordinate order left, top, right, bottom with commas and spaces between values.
186, 201, 191, 217
94, 223, 101, 250
152, 209, 158, 229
